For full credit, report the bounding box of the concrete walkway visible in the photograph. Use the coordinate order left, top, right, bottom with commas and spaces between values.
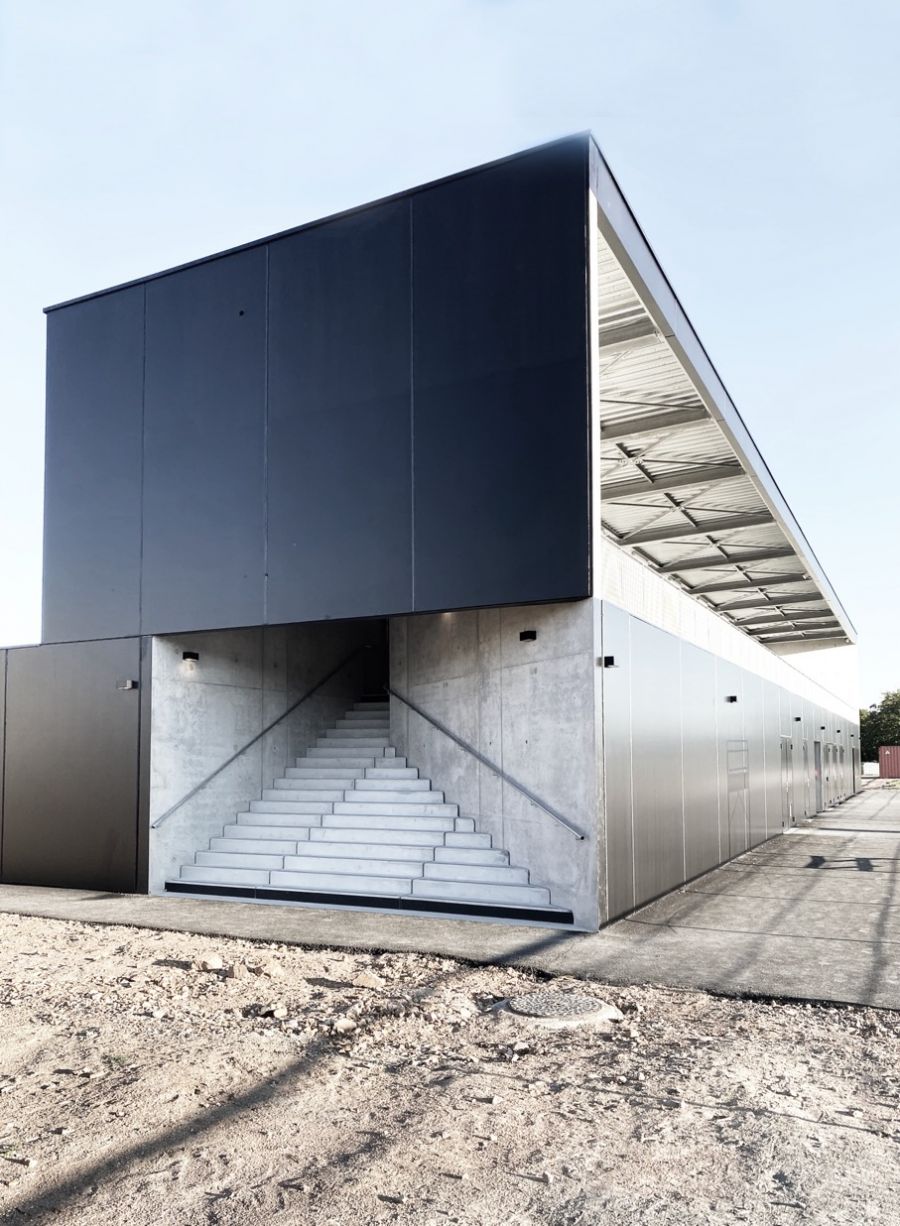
2, 785, 898, 1009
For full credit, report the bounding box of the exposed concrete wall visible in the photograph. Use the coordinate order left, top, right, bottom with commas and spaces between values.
390, 603, 600, 930
148, 620, 377, 893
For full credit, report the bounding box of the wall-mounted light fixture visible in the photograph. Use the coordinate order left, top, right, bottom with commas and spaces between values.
725, 695, 738, 704
820, 725, 826, 731
519, 630, 537, 642
182, 650, 200, 674
794, 716, 802, 723
182, 651, 200, 663
600, 656, 616, 668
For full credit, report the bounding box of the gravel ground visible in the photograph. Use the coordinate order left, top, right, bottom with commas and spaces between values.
0, 911, 898, 1225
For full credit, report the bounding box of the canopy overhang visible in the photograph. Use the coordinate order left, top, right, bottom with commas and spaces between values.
590, 137, 855, 652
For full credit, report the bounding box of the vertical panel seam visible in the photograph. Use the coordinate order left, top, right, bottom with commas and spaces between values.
409, 199, 416, 611
263, 246, 270, 623
138, 284, 147, 633
0, 651, 6, 879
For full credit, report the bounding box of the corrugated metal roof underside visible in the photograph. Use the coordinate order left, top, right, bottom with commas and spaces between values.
596, 226, 849, 650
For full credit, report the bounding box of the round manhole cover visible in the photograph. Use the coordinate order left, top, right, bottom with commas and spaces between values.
507, 992, 608, 1019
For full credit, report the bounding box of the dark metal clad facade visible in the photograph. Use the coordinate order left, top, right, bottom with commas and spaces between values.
41, 137, 592, 642
266, 202, 413, 622
411, 140, 591, 610
1, 639, 142, 891
42, 288, 145, 643
0, 650, 5, 877
600, 601, 858, 922
142, 249, 268, 633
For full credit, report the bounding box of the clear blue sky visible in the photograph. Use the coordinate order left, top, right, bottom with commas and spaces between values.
1, 0, 897, 705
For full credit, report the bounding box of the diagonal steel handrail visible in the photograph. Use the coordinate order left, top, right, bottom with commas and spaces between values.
150, 644, 372, 830
386, 683, 586, 841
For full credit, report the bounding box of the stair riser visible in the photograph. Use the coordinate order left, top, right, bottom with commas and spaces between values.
333, 802, 458, 818
288, 841, 434, 863
249, 800, 332, 814
411, 879, 550, 906
283, 855, 422, 877
344, 791, 445, 804
197, 851, 284, 870
350, 779, 431, 791
423, 863, 528, 885
225, 824, 311, 841
309, 827, 443, 848
237, 813, 323, 828
211, 837, 299, 855
270, 869, 410, 895
263, 789, 343, 803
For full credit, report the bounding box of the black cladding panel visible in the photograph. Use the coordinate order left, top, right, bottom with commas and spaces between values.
141, 249, 267, 633
411, 138, 590, 611
1, 639, 141, 891
266, 202, 413, 622
0, 650, 5, 876
42, 287, 144, 641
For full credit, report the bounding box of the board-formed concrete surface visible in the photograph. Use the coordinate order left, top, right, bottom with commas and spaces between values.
2, 785, 898, 1008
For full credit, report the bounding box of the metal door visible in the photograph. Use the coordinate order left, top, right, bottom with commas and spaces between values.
802, 741, 810, 817
780, 737, 794, 827
2, 639, 142, 891
814, 741, 823, 812
727, 739, 749, 856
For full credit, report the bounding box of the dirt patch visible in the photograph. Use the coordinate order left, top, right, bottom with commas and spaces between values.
0, 911, 898, 1224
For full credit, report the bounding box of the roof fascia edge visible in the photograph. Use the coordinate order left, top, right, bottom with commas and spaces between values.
587, 137, 856, 643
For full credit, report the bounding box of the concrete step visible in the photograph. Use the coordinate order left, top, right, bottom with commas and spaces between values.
310, 742, 389, 753
262, 788, 343, 803
309, 826, 443, 848
269, 869, 411, 896
444, 831, 493, 849
324, 813, 456, 833
306, 745, 387, 755
197, 850, 285, 870
333, 801, 458, 818
364, 766, 418, 779
249, 799, 333, 814
285, 767, 365, 780
289, 840, 434, 863
182, 864, 270, 886
323, 728, 391, 741
211, 836, 300, 855
411, 878, 551, 907
334, 719, 390, 730
423, 861, 528, 885
353, 702, 389, 712
343, 711, 389, 722
283, 853, 423, 877
434, 846, 508, 866
346, 790, 446, 805
236, 811, 323, 828
225, 823, 312, 840
352, 777, 430, 791
275, 777, 360, 790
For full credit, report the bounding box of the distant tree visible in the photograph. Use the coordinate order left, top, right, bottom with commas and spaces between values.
860, 689, 900, 762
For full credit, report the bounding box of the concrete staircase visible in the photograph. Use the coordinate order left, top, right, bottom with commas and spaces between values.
166, 700, 571, 923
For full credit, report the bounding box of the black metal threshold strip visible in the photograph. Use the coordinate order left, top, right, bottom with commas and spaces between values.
164, 880, 574, 926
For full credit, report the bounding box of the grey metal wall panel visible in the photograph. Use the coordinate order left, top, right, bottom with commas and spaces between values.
630, 618, 684, 906
1, 639, 142, 891
42, 288, 144, 641
743, 670, 767, 846
411, 139, 590, 611
680, 642, 720, 877
141, 249, 267, 633
601, 603, 634, 920
266, 203, 413, 622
